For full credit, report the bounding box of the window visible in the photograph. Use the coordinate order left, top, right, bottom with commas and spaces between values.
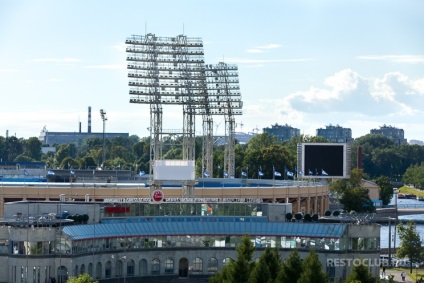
88, 263, 93, 277
115, 260, 123, 277
74, 265, 78, 276
164, 258, 174, 275
105, 261, 112, 278
95, 262, 101, 279
127, 260, 135, 277
139, 259, 147, 276
80, 264, 85, 275
207, 258, 218, 274
192, 257, 203, 274
151, 259, 160, 275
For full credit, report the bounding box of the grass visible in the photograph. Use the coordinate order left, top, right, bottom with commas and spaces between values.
398, 186, 424, 198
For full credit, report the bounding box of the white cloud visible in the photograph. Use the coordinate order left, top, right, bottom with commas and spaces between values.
0, 69, 19, 73
33, 58, 82, 63
268, 69, 424, 139
224, 57, 313, 64
245, 43, 282, 54
110, 42, 127, 53
84, 64, 126, 70
246, 44, 282, 54
357, 55, 424, 64
46, 78, 63, 82
246, 49, 265, 53
256, 44, 282, 49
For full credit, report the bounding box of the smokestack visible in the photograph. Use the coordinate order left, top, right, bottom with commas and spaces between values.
88, 106, 92, 133
357, 146, 363, 169
79, 122, 82, 133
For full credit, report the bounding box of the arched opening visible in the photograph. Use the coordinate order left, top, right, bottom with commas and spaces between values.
57, 266, 68, 283
178, 258, 188, 278
139, 259, 147, 276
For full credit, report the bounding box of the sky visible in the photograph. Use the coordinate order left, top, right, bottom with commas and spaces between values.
1, 0, 424, 142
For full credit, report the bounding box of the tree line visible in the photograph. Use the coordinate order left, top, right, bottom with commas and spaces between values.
209, 234, 380, 283
2, 133, 424, 188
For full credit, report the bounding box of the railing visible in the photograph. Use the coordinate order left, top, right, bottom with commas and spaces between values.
397, 203, 424, 209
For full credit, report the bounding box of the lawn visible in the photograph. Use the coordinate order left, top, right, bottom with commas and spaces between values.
398, 186, 424, 198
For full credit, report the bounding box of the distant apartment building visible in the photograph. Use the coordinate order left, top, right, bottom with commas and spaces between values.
263, 123, 300, 142
316, 124, 353, 143
370, 125, 407, 145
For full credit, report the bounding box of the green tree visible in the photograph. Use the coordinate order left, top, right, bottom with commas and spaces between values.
330, 169, 375, 213
24, 137, 42, 160
209, 235, 255, 283
13, 154, 35, 162
65, 273, 99, 283
277, 249, 303, 283
248, 247, 280, 283
5, 136, 23, 162
396, 221, 424, 273
344, 263, 377, 283
403, 165, 424, 190
60, 157, 78, 169
340, 186, 375, 213
375, 176, 394, 206
351, 134, 395, 177
260, 144, 292, 179
297, 250, 329, 283
246, 132, 276, 152
233, 235, 256, 283
248, 252, 272, 283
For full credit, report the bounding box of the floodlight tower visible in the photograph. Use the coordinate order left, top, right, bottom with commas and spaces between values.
126, 33, 205, 196
100, 109, 107, 169
204, 62, 243, 178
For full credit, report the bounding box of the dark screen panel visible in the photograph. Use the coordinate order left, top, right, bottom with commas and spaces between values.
304, 144, 344, 177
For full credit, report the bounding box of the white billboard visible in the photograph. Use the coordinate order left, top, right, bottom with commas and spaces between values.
153, 160, 195, 181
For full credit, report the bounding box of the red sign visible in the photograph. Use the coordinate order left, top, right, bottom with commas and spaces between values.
105, 206, 130, 214
152, 190, 164, 202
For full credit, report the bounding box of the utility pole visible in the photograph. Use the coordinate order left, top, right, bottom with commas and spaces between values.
100, 109, 107, 169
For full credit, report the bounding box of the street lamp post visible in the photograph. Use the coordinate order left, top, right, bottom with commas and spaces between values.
100, 109, 107, 170
393, 188, 398, 256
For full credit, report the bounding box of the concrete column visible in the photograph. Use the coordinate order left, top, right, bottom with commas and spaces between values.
0, 197, 3, 218
306, 197, 311, 214
297, 197, 301, 213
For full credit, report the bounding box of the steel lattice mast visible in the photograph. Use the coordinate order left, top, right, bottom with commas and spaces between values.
126, 33, 242, 184
204, 62, 242, 178
126, 33, 204, 167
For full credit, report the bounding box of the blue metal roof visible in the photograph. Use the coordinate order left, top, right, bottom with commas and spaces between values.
63, 221, 346, 240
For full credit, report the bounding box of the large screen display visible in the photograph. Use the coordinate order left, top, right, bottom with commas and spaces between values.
297, 143, 351, 179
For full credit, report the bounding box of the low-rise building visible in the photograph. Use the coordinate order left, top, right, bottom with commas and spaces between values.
0, 200, 381, 283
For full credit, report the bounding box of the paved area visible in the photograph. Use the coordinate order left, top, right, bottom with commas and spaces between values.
380, 269, 418, 282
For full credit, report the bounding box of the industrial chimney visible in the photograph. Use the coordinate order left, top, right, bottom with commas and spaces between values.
357, 146, 363, 169
88, 106, 92, 133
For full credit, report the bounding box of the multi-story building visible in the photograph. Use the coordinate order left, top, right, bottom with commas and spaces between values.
370, 125, 407, 145
316, 125, 353, 143
0, 197, 380, 283
263, 123, 300, 142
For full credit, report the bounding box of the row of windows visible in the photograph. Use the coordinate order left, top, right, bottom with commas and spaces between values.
11, 257, 222, 283
73, 257, 220, 279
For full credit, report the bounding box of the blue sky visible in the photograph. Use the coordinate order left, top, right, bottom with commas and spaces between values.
1, 0, 424, 142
